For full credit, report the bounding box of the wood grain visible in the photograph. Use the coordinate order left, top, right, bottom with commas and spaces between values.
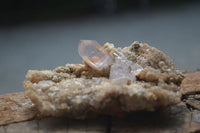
181, 71, 200, 95
0, 104, 199, 133
0, 92, 37, 125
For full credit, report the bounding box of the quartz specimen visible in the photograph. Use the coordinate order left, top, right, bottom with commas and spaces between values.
23, 41, 184, 118
78, 40, 143, 82
78, 40, 114, 71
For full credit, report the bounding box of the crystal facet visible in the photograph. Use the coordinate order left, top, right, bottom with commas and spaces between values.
78, 40, 114, 70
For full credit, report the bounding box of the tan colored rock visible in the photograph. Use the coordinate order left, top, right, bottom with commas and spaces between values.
23, 41, 184, 118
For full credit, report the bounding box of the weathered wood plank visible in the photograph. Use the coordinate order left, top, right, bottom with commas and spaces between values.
4, 120, 38, 133
181, 71, 200, 95
186, 98, 200, 110
0, 126, 5, 133
0, 92, 37, 125
2, 117, 107, 133
0, 106, 200, 133
38, 118, 68, 133
111, 104, 192, 133
85, 118, 107, 133
187, 110, 200, 133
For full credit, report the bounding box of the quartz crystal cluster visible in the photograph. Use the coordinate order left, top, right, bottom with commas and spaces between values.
23, 41, 184, 118
78, 40, 143, 82
109, 51, 143, 81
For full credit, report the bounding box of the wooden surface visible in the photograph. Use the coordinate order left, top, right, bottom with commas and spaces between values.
0, 71, 200, 133
181, 71, 200, 95
0, 92, 37, 125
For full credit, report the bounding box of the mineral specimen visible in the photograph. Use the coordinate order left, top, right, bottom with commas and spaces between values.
23, 41, 184, 118
78, 40, 114, 71
78, 40, 143, 82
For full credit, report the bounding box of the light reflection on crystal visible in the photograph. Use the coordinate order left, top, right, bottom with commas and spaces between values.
78, 40, 114, 70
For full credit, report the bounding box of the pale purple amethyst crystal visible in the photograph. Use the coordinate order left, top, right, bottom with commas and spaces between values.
78, 40, 114, 70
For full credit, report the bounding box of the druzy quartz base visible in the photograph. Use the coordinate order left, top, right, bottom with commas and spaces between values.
23, 41, 184, 118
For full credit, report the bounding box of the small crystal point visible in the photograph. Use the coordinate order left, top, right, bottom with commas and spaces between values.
109, 59, 136, 82
109, 50, 143, 82
78, 40, 114, 70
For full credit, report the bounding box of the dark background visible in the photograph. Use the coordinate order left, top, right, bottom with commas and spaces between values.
0, 0, 200, 94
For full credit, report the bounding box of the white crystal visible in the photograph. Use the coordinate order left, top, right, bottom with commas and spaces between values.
131, 63, 143, 74
109, 50, 143, 82
109, 58, 136, 82
35, 80, 54, 87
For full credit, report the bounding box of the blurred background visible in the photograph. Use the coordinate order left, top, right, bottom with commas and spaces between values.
0, 0, 200, 94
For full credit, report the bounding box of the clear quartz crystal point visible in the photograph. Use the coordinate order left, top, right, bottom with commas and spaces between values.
109, 50, 143, 82
78, 40, 114, 70
110, 56, 136, 82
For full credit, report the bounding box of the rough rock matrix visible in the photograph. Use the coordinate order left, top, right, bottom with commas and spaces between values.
23, 41, 184, 118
